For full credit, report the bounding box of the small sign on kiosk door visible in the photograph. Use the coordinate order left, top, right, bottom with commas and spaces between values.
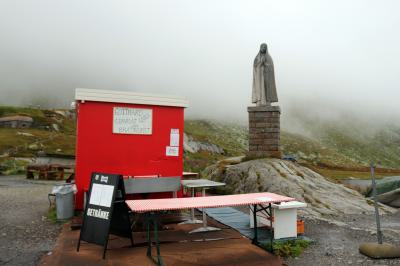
77, 172, 133, 259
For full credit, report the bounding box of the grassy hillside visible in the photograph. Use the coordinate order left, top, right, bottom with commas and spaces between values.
0, 106, 75, 158
184, 120, 247, 155
184, 119, 400, 179
183, 120, 248, 173
185, 120, 400, 166
1, 105, 400, 179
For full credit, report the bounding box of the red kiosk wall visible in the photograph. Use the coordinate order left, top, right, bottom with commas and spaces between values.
75, 101, 184, 210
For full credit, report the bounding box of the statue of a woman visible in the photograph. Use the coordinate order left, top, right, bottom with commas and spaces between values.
252, 43, 278, 106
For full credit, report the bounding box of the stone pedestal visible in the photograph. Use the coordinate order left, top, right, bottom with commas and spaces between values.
248, 105, 281, 158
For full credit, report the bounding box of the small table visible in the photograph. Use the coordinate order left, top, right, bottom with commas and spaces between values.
181, 179, 226, 233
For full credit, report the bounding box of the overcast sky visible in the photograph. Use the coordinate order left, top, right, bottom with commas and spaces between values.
0, 0, 399, 122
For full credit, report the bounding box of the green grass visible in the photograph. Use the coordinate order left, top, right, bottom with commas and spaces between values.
310, 167, 400, 180
47, 207, 58, 223
1, 105, 400, 179
184, 120, 247, 156
183, 151, 223, 175
281, 132, 363, 168
287, 114, 400, 169
318, 126, 400, 169
0, 158, 29, 175
0, 105, 76, 157
0, 105, 45, 119
183, 120, 248, 175
46, 207, 74, 223
0, 128, 76, 157
262, 239, 312, 258
183, 119, 400, 178
184, 119, 400, 171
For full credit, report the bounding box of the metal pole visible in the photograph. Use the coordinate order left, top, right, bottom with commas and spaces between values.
146, 214, 152, 257
191, 187, 195, 220
202, 187, 206, 227
371, 163, 383, 244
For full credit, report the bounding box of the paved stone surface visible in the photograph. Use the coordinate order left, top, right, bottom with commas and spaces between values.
0, 175, 62, 266
40, 218, 283, 266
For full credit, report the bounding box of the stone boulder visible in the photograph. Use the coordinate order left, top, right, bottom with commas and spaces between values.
359, 243, 400, 259
203, 158, 395, 220
183, 133, 224, 154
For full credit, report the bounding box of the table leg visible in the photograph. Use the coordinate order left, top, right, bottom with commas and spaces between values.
146, 214, 151, 258
146, 213, 164, 266
179, 187, 202, 224
153, 217, 164, 266
269, 203, 273, 252
191, 187, 196, 220
202, 188, 207, 227
189, 187, 221, 234
251, 204, 274, 252
252, 204, 258, 244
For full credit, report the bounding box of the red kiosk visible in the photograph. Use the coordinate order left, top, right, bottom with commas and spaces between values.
74, 88, 189, 210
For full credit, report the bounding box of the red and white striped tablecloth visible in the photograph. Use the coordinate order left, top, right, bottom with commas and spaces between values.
126, 192, 294, 213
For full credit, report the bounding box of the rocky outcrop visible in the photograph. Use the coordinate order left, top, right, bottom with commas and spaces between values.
203, 158, 395, 220
376, 188, 400, 208
183, 133, 224, 154
0, 115, 33, 129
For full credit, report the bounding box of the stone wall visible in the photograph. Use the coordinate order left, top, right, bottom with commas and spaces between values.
247, 105, 281, 158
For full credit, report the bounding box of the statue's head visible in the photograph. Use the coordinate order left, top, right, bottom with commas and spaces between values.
260, 43, 268, 54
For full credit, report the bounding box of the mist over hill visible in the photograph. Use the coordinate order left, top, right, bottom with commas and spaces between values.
184, 117, 400, 170
1, 1, 399, 169
1, 105, 399, 177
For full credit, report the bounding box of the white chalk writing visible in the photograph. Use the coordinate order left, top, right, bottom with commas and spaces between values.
87, 208, 110, 220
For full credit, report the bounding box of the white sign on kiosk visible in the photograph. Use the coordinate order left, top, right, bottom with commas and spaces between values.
170, 128, 180, 147
166, 146, 179, 156
113, 107, 152, 135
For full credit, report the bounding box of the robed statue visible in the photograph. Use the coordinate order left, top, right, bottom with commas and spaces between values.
252, 43, 278, 106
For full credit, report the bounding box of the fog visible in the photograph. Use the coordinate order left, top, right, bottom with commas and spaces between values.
0, 0, 399, 124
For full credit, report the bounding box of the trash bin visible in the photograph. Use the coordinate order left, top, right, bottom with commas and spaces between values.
51, 184, 77, 220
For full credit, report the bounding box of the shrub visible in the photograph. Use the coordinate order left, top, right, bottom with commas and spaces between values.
263, 239, 312, 258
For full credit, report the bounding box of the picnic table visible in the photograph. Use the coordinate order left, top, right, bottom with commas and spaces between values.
126, 192, 294, 266
26, 164, 73, 180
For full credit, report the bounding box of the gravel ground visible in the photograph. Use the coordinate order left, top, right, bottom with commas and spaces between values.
286, 212, 400, 266
0, 175, 62, 266
230, 201, 400, 265
1, 175, 399, 266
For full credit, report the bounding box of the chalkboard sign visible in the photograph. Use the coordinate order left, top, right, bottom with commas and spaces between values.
77, 172, 133, 259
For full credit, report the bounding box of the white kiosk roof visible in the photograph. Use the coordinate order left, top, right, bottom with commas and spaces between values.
75, 88, 189, 108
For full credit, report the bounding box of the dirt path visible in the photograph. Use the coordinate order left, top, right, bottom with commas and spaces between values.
0, 175, 62, 266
